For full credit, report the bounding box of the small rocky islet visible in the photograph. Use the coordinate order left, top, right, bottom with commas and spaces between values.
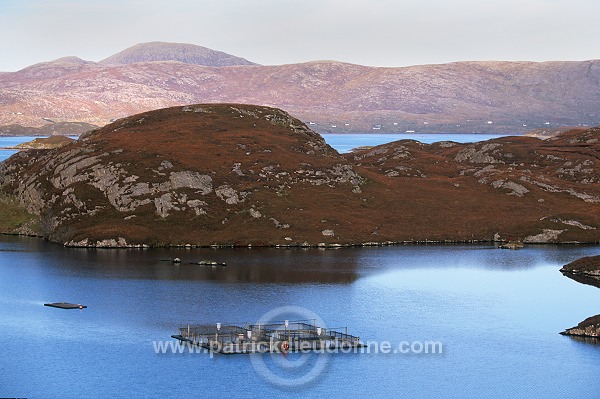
561, 314, 600, 338
561, 255, 600, 338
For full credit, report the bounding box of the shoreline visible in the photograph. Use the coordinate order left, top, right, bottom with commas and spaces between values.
2, 232, 599, 249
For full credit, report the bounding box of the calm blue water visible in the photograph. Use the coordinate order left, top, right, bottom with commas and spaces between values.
0, 136, 37, 161
1, 236, 599, 398
0, 136, 78, 161
0, 134, 509, 162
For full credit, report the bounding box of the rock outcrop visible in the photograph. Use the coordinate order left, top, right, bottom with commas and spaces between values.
561, 314, 600, 338
1, 103, 600, 247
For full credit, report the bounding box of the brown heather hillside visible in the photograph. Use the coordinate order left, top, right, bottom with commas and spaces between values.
1, 42, 599, 133
0, 104, 599, 247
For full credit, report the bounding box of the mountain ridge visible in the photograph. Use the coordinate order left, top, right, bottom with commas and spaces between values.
1, 42, 599, 133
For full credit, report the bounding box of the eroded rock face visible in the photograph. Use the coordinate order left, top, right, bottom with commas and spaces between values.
7, 145, 216, 221
454, 143, 504, 164
524, 229, 565, 243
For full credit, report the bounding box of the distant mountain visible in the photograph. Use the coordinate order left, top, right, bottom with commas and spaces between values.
1, 43, 599, 133
17, 56, 97, 80
0, 122, 98, 136
99, 42, 257, 67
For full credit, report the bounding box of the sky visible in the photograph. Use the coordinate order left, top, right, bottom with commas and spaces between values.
1, 0, 599, 71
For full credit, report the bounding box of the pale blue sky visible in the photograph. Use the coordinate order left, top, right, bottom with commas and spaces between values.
1, 0, 599, 71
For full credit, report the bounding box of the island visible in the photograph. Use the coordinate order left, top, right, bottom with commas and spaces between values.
0, 103, 599, 248
14, 135, 75, 150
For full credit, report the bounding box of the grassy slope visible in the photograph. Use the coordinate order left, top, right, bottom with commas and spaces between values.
0, 194, 36, 234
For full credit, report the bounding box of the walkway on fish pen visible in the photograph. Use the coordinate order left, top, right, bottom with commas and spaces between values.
171, 320, 365, 354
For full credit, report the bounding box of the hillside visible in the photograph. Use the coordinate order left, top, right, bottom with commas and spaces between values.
0, 104, 599, 247
1, 43, 599, 133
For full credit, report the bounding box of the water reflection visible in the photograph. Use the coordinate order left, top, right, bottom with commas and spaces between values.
0, 237, 360, 284
2, 235, 600, 399
561, 271, 600, 290
567, 335, 600, 347
1, 236, 598, 284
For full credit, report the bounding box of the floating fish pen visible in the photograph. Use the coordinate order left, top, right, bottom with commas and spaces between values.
171, 320, 364, 354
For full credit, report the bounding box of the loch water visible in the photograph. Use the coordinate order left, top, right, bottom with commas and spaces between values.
1, 236, 599, 398
1, 133, 600, 398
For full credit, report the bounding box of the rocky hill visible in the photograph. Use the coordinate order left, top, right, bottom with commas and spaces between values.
1, 43, 599, 133
99, 42, 257, 66
0, 104, 599, 247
